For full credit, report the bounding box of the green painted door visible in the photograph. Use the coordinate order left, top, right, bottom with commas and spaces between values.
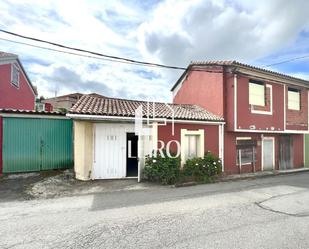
305, 135, 309, 167
2, 117, 73, 173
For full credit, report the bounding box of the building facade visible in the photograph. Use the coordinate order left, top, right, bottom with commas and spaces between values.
68, 95, 224, 181
43, 93, 105, 112
172, 61, 309, 174
0, 51, 37, 110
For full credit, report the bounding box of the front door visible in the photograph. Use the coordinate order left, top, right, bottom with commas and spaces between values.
263, 138, 275, 171
279, 136, 293, 170
126, 133, 138, 177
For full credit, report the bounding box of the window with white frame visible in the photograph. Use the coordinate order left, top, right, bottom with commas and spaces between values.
185, 135, 198, 159
11, 63, 20, 88
236, 139, 257, 165
249, 80, 265, 106
288, 88, 301, 111
181, 129, 204, 165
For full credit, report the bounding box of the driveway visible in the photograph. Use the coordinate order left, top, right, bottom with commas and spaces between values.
1, 172, 309, 248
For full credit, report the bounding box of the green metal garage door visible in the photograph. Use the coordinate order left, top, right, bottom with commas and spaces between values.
2, 117, 73, 173
305, 135, 309, 168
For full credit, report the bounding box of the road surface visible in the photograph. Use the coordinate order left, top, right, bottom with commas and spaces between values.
1, 172, 309, 249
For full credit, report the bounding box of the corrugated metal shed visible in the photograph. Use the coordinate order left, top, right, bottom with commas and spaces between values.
1, 113, 73, 173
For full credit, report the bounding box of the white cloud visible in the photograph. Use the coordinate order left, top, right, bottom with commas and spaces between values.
0, 0, 308, 103
137, 0, 309, 64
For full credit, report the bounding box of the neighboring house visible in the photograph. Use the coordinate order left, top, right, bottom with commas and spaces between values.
36, 99, 53, 112
0, 51, 37, 110
67, 95, 224, 181
42, 93, 105, 112
172, 61, 309, 174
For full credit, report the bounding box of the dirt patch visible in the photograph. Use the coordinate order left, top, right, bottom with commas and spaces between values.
26, 171, 151, 199
1, 170, 154, 201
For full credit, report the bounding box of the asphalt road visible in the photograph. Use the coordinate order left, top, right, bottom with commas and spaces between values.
1, 172, 309, 249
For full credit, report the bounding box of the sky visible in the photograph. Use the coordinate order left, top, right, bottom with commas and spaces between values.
1, 0, 309, 102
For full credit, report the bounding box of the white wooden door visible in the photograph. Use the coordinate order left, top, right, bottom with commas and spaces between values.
263, 137, 275, 171
93, 123, 133, 179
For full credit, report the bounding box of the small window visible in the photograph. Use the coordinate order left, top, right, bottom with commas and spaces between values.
249, 80, 265, 106
236, 139, 257, 165
288, 88, 300, 111
185, 135, 198, 159
11, 63, 20, 88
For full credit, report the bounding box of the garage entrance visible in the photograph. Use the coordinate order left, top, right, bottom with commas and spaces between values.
93, 123, 136, 179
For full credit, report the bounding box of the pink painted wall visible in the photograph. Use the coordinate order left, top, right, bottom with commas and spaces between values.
158, 123, 220, 157
224, 132, 304, 175
0, 116, 2, 174
235, 75, 285, 131
293, 134, 304, 168
286, 88, 308, 131
173, 67, 224, 117
0, 63, 35, 110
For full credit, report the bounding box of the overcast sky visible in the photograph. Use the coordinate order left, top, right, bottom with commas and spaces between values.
1, 0, 309, 102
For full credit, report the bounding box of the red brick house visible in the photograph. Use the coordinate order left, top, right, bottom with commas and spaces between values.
0, 51, 37, 110
172, 61, 309, 174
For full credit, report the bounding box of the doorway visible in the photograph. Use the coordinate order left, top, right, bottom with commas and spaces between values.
262, 137, 275, 171
279, 135, 293, 170
126, 133, 138, 177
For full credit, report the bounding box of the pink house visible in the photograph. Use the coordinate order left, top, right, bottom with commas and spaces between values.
172, 61, 309, 174
0, 51, 37, 110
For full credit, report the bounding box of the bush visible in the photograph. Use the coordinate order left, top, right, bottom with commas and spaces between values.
182, 152, 222, 183
144, 150, 181, 185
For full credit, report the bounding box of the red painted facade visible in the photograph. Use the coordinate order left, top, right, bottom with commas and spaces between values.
224, 132, 303, 174
158, 123, 220, 157
173, 65, 309, 174
173, 67, 225, 117
0, 63, 35, 110
233, 75, 285, 131
0, 116, 2, 175
286, 86, 308, 130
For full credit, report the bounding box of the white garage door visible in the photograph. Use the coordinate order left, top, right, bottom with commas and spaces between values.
93, 123, 134, 179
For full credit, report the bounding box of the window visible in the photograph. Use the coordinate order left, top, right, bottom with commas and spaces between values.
185, 135, 198, 159
11, 63, 20, 88
249, 80, 265, 106
236, 139, 257, 165
181, 129, 204, 165
288, 88, 300, 111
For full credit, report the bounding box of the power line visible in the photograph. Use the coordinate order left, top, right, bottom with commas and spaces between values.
0, 37, 166, 68
1, 29, 308, 72
263, 54, 309, 67
0, 36, 224, 74
0, 29, 187, 70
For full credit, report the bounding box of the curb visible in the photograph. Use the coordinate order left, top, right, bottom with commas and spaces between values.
219, 168, 309, 182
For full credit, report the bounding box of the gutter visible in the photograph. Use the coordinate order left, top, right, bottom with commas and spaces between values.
66, 113, 225, 125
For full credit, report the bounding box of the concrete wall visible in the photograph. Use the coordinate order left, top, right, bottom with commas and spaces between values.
74, 121, 93, 180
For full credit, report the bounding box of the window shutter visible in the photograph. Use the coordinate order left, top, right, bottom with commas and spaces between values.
288, 90, 300, 110
249, 82, 265, 106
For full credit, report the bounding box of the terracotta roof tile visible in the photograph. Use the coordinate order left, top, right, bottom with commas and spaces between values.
70, 95, 224, 122
190, 60, 309, 84
0, 51, 17, 58
0, 109, 65, 115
